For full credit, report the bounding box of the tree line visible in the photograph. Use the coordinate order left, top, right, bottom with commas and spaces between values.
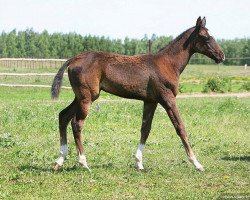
0, 29, 249, 65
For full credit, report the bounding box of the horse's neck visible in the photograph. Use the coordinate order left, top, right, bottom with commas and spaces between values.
157, 31, 194, 76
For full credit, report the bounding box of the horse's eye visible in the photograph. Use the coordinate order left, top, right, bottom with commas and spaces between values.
204, 35, 209, 40
202, 35, 210, 42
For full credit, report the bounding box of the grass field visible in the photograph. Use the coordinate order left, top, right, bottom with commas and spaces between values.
0, 86, 249, 199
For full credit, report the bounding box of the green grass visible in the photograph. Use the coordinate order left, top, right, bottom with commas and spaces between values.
181, 64, 250, 79
0, 87, 249, 199
179, 64, 250, 93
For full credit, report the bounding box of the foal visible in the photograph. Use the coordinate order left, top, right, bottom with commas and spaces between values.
51, 17, 224, 171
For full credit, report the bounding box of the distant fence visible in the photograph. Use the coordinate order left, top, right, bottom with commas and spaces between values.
0, 58, 67, 69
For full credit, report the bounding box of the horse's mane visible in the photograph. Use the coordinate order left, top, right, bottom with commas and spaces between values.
157, 27, 196, 54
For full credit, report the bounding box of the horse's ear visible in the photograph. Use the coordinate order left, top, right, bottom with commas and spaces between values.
196, 16, 206, 28
201, 17, 206, 27
196, 16, 202, 27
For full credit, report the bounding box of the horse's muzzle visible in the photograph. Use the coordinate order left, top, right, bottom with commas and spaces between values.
214, 51, 225, 63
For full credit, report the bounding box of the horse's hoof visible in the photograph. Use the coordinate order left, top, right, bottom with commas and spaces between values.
80, 163, 92, 172
54, 163, 61, 171
196, 166, 205, 172
135, 163, 144, 170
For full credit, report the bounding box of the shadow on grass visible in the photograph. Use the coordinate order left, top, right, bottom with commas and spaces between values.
18, 165, 83, 173
18, 163, 115, 173
18, 165, 54, 172
221, 156, 250, 162
17, 162, 157, 173
91, 163, 114, 169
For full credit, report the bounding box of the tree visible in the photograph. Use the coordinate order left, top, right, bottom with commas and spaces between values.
24, 29, 38, 58
6, 29, 18, 57
36, 30, 50, 58
16, 31, 26, 57
0, 31, 8, 57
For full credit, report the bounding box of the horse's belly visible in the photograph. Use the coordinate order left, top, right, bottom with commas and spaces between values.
100, 78, 147, 100
100, 64, 157, 101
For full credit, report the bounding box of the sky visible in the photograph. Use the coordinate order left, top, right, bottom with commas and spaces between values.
0, 0, 250, 40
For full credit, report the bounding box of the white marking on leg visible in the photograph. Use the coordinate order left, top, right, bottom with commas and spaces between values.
189, 156, 204, 171
55, 144, 68, 166
79, 153, 91, 172
135, 144, 144, 170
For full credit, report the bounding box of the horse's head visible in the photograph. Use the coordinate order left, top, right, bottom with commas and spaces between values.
191, 17, 225, 63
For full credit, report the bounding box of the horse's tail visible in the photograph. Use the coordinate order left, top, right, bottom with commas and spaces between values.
51, 59, 72, 100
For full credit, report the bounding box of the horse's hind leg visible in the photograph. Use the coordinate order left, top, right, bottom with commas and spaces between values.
54, 98, 77, 170
135, 102, 157, 170
71, 97, 92, 171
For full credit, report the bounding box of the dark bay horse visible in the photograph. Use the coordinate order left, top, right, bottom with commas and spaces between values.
51, 17, 225, 171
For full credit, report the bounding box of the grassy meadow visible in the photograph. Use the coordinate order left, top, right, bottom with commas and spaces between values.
0, 64, 249, 199
0, 85, 249, 199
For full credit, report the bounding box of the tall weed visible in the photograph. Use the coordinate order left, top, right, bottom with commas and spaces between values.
203, 77, 232, 93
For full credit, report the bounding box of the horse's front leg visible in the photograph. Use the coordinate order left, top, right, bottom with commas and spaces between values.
135, 102, 157, 170
160, 90, 204, 171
